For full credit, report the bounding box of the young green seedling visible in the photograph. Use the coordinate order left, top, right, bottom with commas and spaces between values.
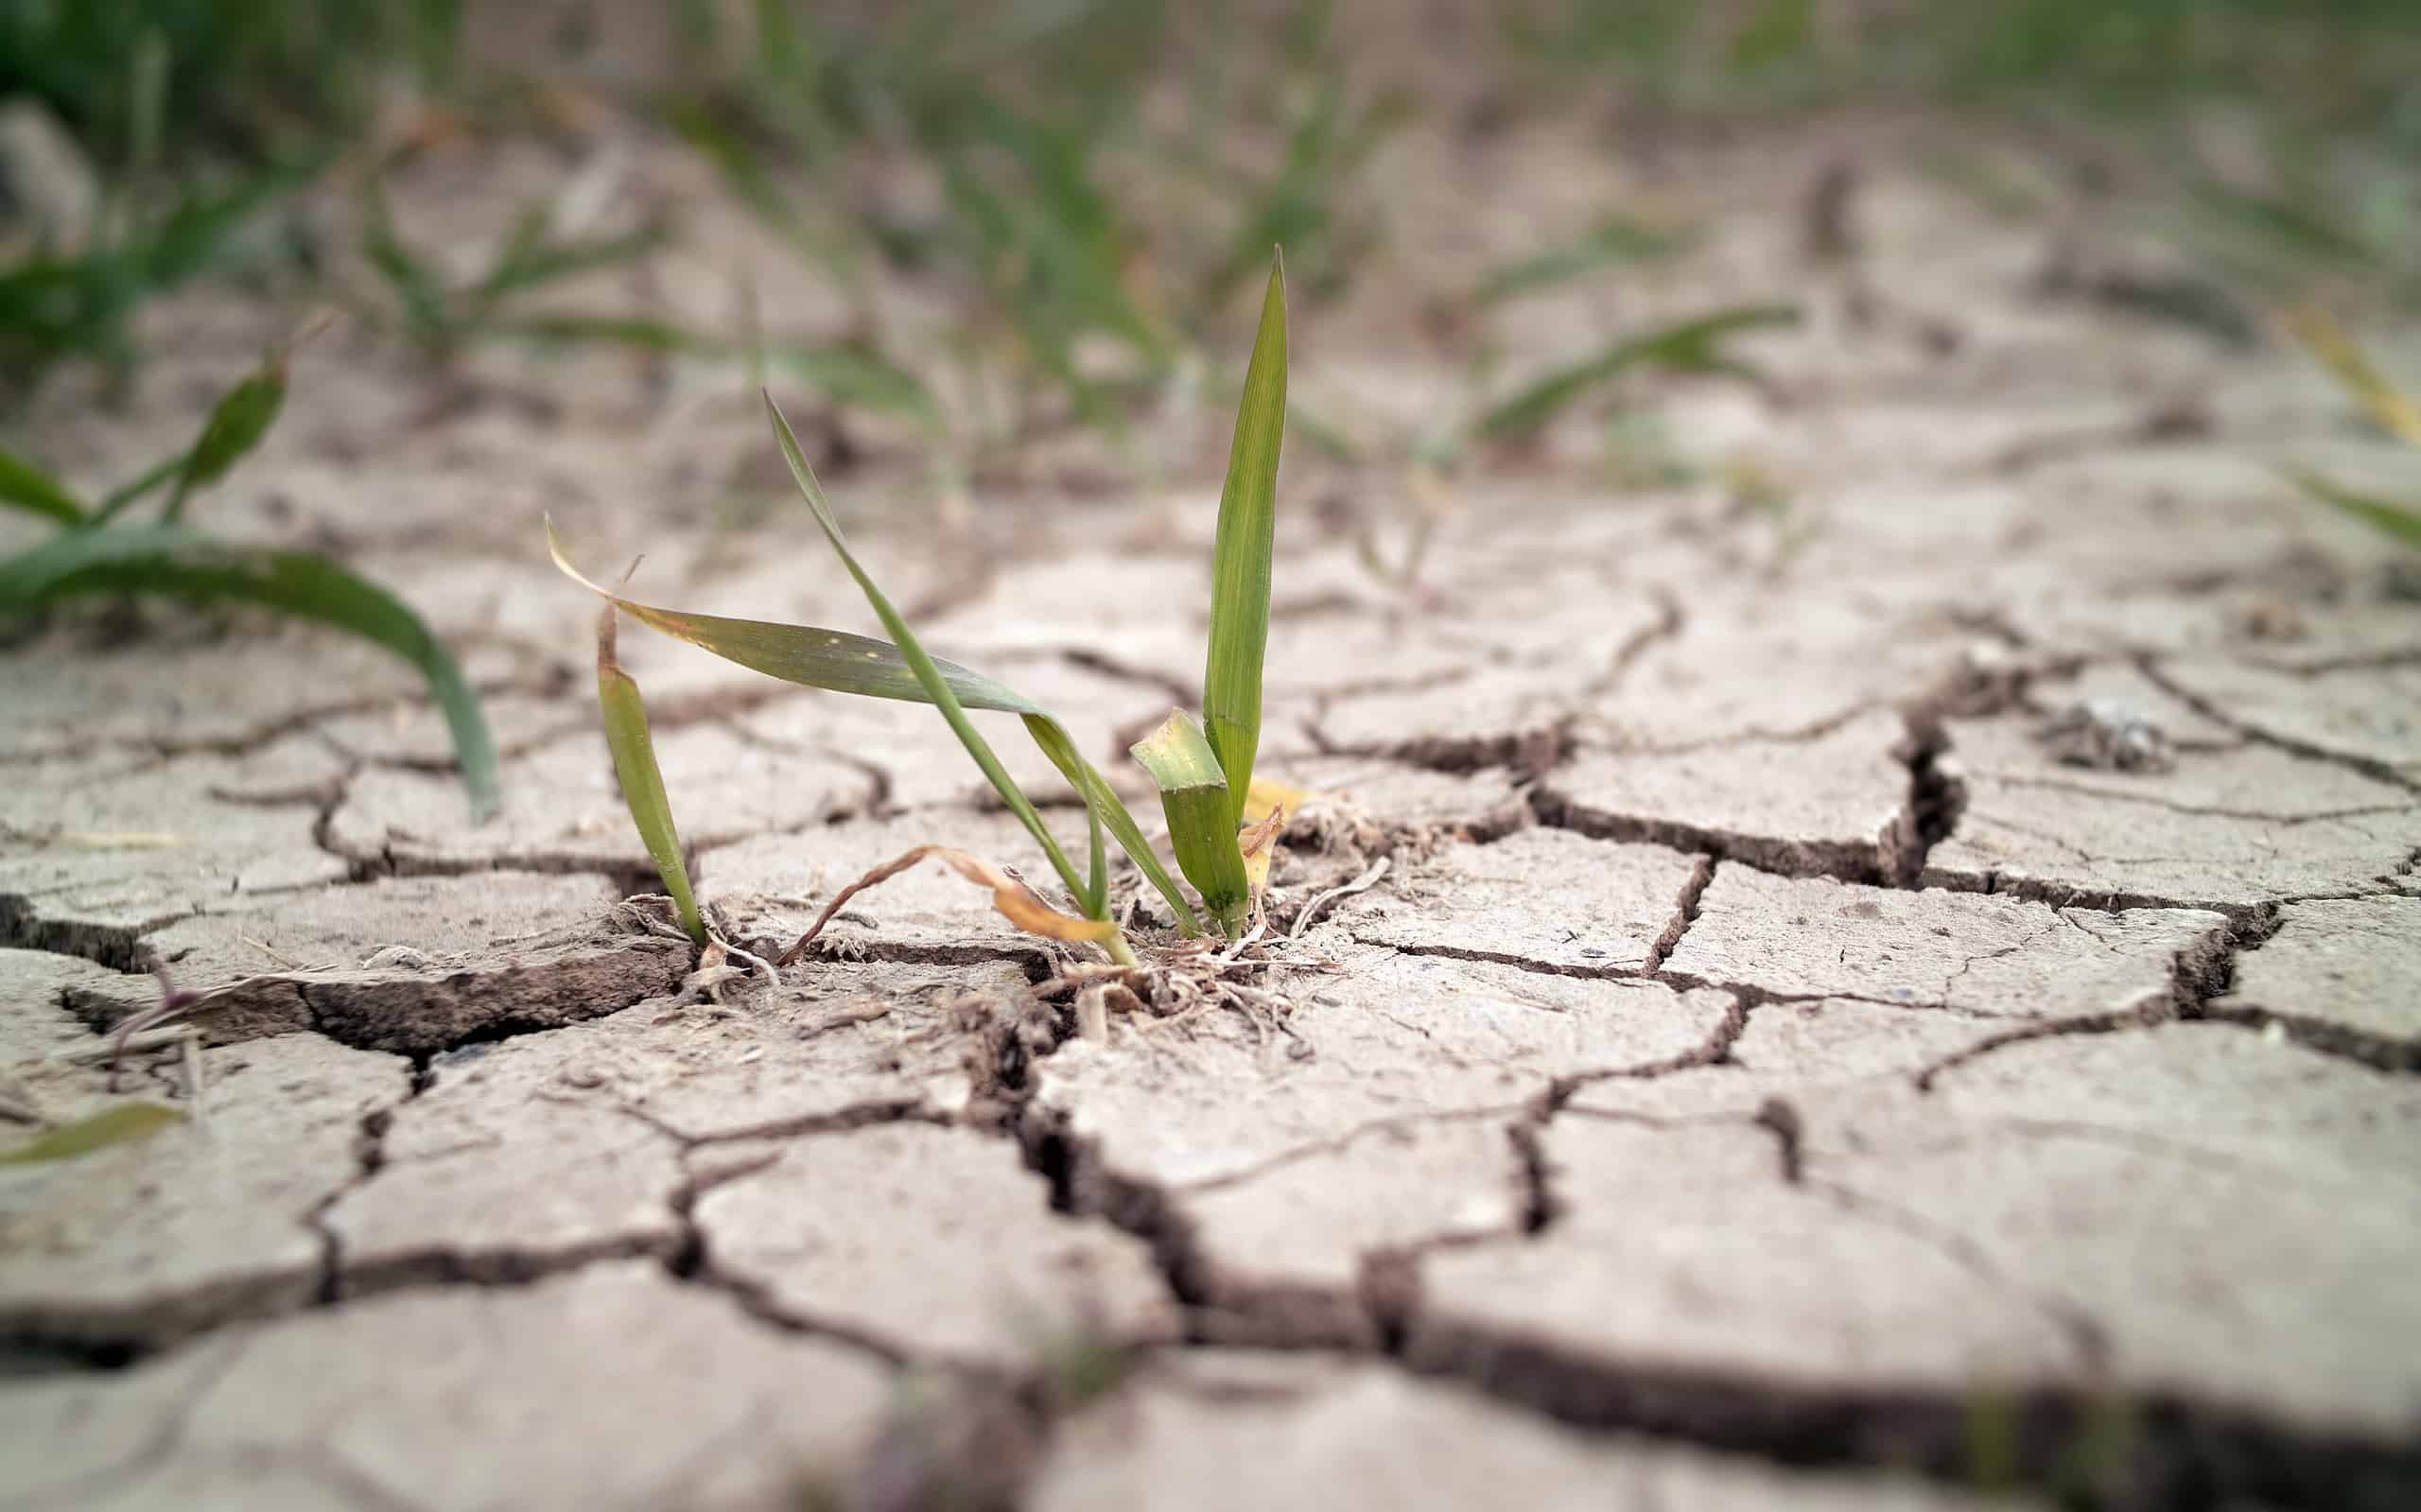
0, 343, 499, 818
1129, 257, 1289, 939
550, 252, 1295, 959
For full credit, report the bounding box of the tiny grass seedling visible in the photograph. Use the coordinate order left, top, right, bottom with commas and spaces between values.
1474, 303, 1803, 448
353, 172, 671, 366
0, 339, 500, 817
350, 166, 940, 427
554, 255, 1295, 963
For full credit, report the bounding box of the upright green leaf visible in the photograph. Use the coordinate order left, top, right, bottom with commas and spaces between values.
1202, 254, 1288, 824
4, 532, 499, 820
1130, 710, 1249, 938
0, 446, 86, 524
595, 605, 705, 943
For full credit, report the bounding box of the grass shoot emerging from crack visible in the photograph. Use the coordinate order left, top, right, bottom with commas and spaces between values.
550, 252, 1295, 964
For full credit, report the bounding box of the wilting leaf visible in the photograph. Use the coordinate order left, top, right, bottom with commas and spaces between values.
1130, 710, 1250, 937
1238, 801, 1287, 896
2282, 468, 2421, 550
0, 1103, 184, 1165
1202, 254, 1289, 825
2284, 306, 2421, 447
1477, 304, 1801, 444
1242, 775, 1309, 825
0, 446, 86, 524
596, 602, 705, 943
778, 845, 1120, 965
3, 530, 499, 819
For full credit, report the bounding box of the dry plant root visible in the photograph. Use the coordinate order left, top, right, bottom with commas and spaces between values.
776, 845, 1122, 967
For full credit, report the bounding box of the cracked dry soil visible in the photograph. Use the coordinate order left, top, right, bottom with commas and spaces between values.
7, 123, 2421, 1512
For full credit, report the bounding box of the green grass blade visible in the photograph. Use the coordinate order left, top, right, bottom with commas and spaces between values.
493, 317, 939, 430
1073, 753, 1201, 935
141, 163, 319, 289
0, 522, 216, 602
1477, 303, 1801, 444
596, 607, 705, 943
94, 455, 183, 523
2282, 468, 2421, 550
498, 313, 720, 356
0, 445, 86, 524
549, 519, 1038, 710
5, 531, 499, 819
1474, 214, 1698, 304
474, 222, 669, 307
547, 519, 1204, 935
763, 392, 1103, 914
360, 182, 453, 346
165, 347, 288, 521
1202, 254, 1288, 825
1130, 710, 1248, 938
0, 1103, 183, 1164
769, 345, 944, 431
1014, 713, 1110, 918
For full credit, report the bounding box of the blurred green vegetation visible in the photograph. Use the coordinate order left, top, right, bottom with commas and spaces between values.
2, 0, 2416, 420
2, 0, 460, 167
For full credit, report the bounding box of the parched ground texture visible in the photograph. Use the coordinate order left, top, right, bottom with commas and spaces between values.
5, 109, 2421, 1512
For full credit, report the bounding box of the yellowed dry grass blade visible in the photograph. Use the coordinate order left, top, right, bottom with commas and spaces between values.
776, 845, 1120, 966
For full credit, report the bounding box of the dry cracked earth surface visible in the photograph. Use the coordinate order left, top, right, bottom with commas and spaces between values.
5, 115, 2421, 1512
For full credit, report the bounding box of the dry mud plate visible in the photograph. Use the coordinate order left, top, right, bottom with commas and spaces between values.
7, 128, 2421, 1511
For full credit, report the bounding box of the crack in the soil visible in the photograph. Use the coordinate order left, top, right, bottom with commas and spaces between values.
1921, 858, 2293, 926
2134, 657, 2421, 797
2195, 1005, 2420, 1075
1580, 588, 1684, 699
1807, 1176, 2114, 1368
1306, 709, 1576, 778
1394, 1300, 2421, 1511
0, 894, 197, 972
1528, 790, 1913, 888
1970, 771, 2415, 826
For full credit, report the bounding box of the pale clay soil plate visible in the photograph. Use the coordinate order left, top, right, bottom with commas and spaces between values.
5, 107, 2421, 1512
